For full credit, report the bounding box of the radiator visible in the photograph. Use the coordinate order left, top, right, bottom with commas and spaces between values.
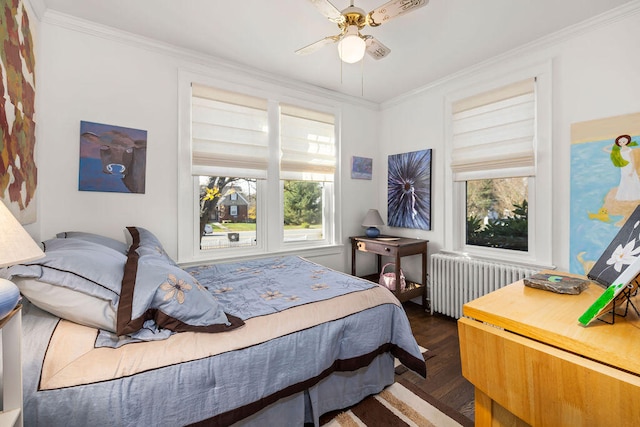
430, 253, 540, 318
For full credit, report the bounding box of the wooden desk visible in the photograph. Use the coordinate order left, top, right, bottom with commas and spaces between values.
458, 279, 640, 426
350, 236, 428, 308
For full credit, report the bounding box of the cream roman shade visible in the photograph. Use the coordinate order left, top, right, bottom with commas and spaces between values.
191, 84, 269, 179
280, 104, 336, 182
451, 78, 536, 181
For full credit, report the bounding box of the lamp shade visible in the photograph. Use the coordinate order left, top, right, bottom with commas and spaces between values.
0, 202, 44, 319
0, 202, 45, 268
362, 209, 384, 227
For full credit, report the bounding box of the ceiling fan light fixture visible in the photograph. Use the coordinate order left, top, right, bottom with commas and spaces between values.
338, 25, 365, 63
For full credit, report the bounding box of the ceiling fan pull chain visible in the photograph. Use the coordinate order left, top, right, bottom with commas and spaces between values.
361, 56, 364, 97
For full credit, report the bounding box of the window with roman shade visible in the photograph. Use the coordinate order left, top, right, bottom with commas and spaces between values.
280, 104, 336, 182
179, 77, 340, 261
191, 84, 269, 179
451, 78, 536, 181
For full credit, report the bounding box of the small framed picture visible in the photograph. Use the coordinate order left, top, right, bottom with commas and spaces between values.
351, 156, 372, 180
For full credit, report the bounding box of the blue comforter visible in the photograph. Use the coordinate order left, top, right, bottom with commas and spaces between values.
21, 256, 426, 426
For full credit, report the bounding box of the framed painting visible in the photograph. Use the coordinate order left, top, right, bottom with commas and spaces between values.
387, 149, 432, 230
351, 156, 372, 180
570, 112, 640, 275
79, 121, 148, 194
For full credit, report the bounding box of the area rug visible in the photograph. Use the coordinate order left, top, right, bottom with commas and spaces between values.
322, 349, 473, 427
322, 378, 470, 427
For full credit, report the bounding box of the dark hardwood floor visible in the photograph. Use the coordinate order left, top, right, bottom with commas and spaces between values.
400, 301, 475, 424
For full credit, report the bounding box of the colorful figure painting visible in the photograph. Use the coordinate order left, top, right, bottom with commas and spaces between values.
387, 149, 432, 230
1, 0, 37, 223
79, 121, 147, 194
351, 156, 372, 179
570, 112, 640, 275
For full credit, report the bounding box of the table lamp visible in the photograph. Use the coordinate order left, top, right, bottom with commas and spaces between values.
362, 209, 384, 237
0, 202, 45, 319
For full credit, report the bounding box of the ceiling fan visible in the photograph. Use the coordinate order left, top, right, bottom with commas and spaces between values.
296, 0, 429, 63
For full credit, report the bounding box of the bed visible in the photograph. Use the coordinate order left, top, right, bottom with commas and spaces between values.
3, 227, 426, 426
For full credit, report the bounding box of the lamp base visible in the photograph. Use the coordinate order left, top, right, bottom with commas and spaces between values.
0, 278, 20, 320
365, 227, 380, 238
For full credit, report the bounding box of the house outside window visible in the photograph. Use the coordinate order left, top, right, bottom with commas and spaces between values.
445, 63, 553, 267
178, 74, 339, 263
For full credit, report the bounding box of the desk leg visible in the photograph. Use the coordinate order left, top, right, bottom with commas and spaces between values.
395, 252, 402, 300
351, 242, 357, 276
422, 250, 427, 310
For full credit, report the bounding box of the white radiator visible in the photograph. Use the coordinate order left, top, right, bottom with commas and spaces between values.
430, 253, 540, 318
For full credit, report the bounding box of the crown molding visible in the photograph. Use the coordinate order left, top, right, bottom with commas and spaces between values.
41, 9, 380, 111
25, 0, 46, 21
381, 0, 640, 109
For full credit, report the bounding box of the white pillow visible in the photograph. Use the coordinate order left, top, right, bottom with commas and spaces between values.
16, 277, 117, 331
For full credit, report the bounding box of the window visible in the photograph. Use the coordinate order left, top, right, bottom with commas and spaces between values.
453, 78, 534, 252
178, 75, 339, 263
445, 63, 552, 266
280, 104, 336, 243
199, 178, 257, 249
466, 177, 528, 251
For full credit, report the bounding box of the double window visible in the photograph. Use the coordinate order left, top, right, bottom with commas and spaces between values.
178, 76, 339, 263
446, 63, 552, 266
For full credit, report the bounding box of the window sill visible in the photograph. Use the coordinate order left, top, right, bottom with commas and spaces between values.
178, 243, 345, 268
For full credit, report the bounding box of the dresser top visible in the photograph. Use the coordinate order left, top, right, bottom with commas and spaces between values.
463, 279, 640, 376
350, 235, 428, 247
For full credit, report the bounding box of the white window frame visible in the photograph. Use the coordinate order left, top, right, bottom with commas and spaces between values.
443, 61, 553, 267
177, 70, 342, 265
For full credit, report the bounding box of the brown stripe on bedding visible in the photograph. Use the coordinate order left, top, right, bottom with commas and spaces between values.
116, 226, 140, 335
40, 286, 409, 390
188, 344, 396, 427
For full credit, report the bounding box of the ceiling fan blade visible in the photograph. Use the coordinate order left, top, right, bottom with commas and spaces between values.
364, 36, 391, 59
295, 35, 341, 55
367, 0, 429, 27
307, 0, 346, 24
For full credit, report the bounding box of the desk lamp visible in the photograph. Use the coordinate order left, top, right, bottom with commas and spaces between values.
362, 209, 384, 238
0, 202, 45, 319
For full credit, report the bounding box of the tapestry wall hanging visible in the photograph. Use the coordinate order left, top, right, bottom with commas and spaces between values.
79, 121, 148, 194
1, 0, 37, 224
570, 111, 640, 275
387, 149, 432, 230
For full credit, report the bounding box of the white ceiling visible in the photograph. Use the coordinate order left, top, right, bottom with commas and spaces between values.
39, 0, 633, 104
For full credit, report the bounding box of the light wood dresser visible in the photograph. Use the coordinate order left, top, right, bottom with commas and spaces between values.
458, 278, 640, 426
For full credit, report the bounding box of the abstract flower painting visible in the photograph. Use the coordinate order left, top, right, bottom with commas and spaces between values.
387, 149, 432, 230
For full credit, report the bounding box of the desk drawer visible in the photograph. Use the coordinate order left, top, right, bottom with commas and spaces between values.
356, 240, 398, 256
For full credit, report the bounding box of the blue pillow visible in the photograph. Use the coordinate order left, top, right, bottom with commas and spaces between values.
1, 238, 125, 331
125, 226, 176, 265
56, 231, 129, 254
117, 226, 244, 335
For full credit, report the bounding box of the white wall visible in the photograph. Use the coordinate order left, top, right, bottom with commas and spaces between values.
379, 4, 640, 274
32, 4, 640, 277
34, 12, 381, 272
